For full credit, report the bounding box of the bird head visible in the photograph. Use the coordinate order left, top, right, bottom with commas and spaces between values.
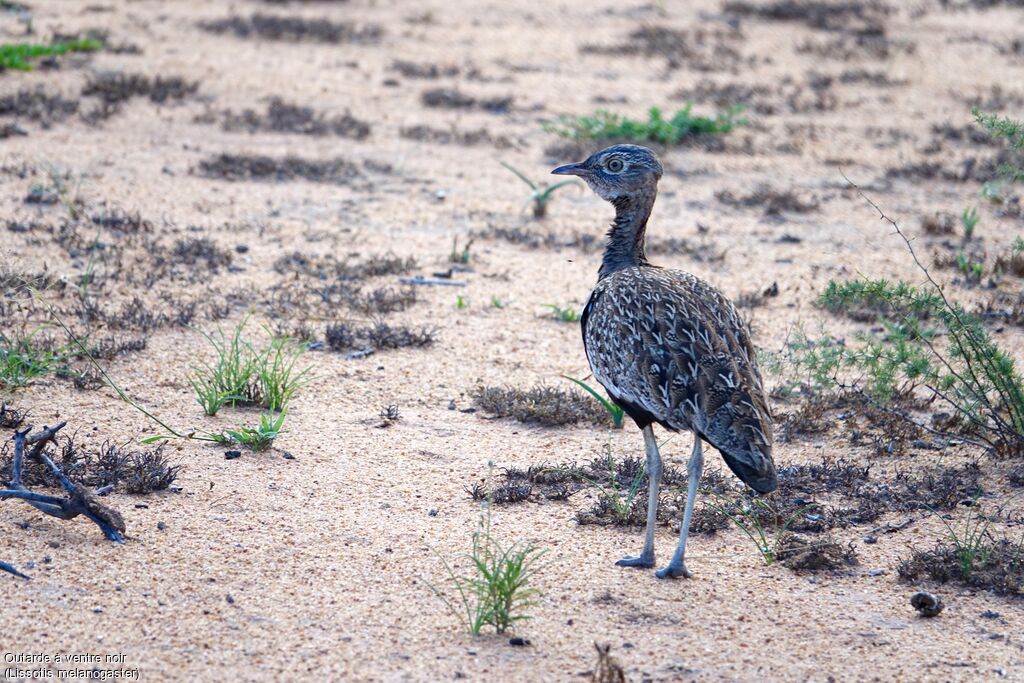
551, 144, 663, 201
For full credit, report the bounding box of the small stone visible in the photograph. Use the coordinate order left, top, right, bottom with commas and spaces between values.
282, 452, 295, 460
863, 535, 878, 544
93, 607, 103, 614
48, 540, 60, 549
981, 610, 1001, 619
428, 509, 438, 517
225, 450, 242, 460
910, 591, 944, 617
226, 594, 235, 604
235, 244, 249, 253
157, 521, 166, 531
867, 568, 886, 577
508, 637, 529, 647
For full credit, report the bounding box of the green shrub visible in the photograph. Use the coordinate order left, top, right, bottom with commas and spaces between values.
0, 38, 103, 71
545, 105, 744, 145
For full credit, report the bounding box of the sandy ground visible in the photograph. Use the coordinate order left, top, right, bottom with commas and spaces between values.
2, 0, 1024, 681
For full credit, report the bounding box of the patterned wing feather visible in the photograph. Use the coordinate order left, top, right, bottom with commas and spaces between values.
582, 266, 776, 492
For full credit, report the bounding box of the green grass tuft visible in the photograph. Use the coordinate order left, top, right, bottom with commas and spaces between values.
545, 105, 745, 145
428, 498, 544, 635
0, 38, 103, 71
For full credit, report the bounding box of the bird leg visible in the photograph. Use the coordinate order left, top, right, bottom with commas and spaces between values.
656, 436, 703, 579
615, 425, 661, 569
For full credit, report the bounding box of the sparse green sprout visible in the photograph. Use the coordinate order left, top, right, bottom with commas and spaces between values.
928, 501, 992, 580
257, 335, 312, 413
709, 494, 816, 565
455, 294, 467, 309
543, 304, 580, 323
545, 105, 745, 145
961, 206, 980, 239
190, 318, 311, 416
499, 161, 581, 219
0, 330, 66, 389
584, 447, 645, 523
0, 37, 102, 71
562, 375, 624, 428
956, 252, 985, 283
214, 411, 287, 451
450, 236, 472, 264
973, 108, 1024, 183
491, 296, 507, 309
428, 498, 544, 635
41, 165, 83, 221
189, 319, 258, 416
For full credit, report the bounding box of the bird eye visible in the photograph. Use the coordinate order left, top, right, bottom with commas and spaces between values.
606, 157, 624, 172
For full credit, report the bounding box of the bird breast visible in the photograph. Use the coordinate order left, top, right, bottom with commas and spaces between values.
582, 266, 773, 455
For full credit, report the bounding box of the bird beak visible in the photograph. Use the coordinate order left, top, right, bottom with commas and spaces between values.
551, 162, 587, 176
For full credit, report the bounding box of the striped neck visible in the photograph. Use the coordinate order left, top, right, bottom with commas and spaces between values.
599, 187, 656, 280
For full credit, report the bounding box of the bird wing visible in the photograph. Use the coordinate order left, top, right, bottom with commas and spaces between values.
583, 267, 776, 492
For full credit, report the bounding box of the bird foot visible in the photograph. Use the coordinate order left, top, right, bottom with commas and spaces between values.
655, 562, 693, 579
615, 553, 654, 569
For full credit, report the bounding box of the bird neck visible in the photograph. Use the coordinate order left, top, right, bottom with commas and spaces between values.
599, 187, 656, 279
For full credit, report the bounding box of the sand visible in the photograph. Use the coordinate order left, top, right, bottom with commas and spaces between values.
2, 0, 1024, 681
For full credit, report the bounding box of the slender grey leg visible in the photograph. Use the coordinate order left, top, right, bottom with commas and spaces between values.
656, 435, 703, 579
616, 425, 662, 569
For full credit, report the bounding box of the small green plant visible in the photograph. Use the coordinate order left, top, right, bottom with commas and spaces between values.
545, 105, 745, 145
543, 304, 580, 323
189, 319, 258, 416
491, 296, 507, 309
710, 494, 815, 565
428, 498, 544, 635
257, 336, 312, 413
562, 375, 624, 428
499, 161, 580, 219
928, 502, 992, 579
0, 37, 102, 71
42, 165, 83, 221
961, 206, 980, 239
585, 447, 646, 523
973, 109, 1024, 184
450, 237, 472, 264
455, 294, 467, 309
0, 331, 65, 389
190, 319, 311, 415
956, 252, 985, 283
213, 411, 287, 451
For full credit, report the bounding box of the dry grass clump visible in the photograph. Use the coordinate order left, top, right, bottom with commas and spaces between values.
899, 539, 1023, 596
0, 436, 180, 494
199, 14, 383, 44
324, 321, 435, 354
198, 154, 361, 184
776, 533, 859, 572
473, 384, 613, 427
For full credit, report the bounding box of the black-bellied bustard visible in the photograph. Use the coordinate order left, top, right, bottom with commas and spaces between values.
552, 144, 777, 578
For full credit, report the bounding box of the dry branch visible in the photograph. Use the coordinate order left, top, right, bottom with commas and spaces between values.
1, 422, 125, 579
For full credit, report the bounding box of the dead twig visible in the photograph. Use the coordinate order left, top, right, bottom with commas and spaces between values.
1, 422, 125, 579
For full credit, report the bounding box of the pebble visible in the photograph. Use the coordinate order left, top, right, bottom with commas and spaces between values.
509, 637, 529, 647
225, 450, 242, 460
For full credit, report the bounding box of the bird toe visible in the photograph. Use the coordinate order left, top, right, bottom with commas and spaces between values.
654, 563, 692, 579
616, 554, 654, 569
